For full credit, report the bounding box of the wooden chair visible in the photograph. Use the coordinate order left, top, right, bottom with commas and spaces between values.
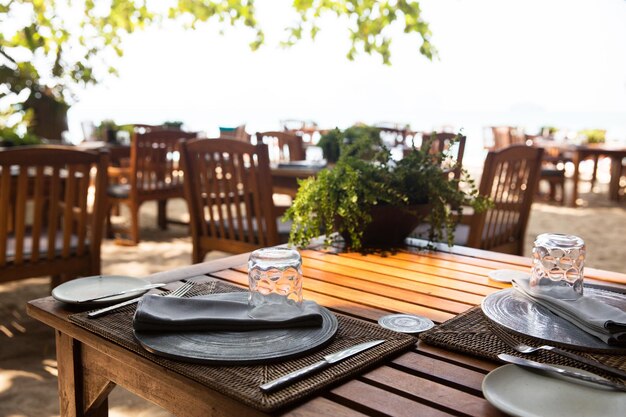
457, 144, 544, 255
179, 139, 290, 263
255, 131, 306, 162
281, 119, 324, 144
375, 125, 418, 148
0, 146, 108, 287
106, 129, 197, 245
493, 127, 566, 203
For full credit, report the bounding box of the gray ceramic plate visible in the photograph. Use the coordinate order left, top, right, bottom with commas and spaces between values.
52, 275, 149, 306
134, 293, 339, 364
481, 288, 626, 352
483, 364, 626, 417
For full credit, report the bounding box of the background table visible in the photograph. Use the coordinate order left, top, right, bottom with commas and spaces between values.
534, 141, 626, 206
27, 242, 626, 417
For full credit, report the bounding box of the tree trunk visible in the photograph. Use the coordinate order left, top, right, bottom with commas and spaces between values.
24, 90, 69, 141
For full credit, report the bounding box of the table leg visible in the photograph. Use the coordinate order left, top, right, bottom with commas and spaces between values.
590, 154, 600, 189
608, 156, 622, 201
570, 151, 582, 207
56, 331, 114, 417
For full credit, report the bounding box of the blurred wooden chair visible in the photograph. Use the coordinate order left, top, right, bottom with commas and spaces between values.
458, 144, 544, 255
0, 146, 108, 287
255, 131, 306, 162
489, 126, 527, 150
179, 139, 290, 263
106, 129, 197, 245
281, 119, 323, 144
375, 125, 418, 148
493, 127, 566, 204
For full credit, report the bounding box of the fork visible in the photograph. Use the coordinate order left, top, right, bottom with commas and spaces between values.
490, 322, 626, 380
88, 281, 195, 318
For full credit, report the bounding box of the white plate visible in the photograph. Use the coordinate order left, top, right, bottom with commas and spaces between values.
487, 269, 530, 283
52, 275, 150, 305
483, 364, 626, 417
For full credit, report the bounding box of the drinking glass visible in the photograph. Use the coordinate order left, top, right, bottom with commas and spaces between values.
530, 233, 585, 300
248, 247, 303, 318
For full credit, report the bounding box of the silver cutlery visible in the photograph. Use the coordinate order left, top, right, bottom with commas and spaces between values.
498, 354, 626, 392
87, 281, 195, 318
260, 339, 385, 393
490, 323, 626, 380
76, 283, 167, 303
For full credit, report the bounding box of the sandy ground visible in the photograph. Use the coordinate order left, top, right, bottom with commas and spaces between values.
1, 177, 625, 417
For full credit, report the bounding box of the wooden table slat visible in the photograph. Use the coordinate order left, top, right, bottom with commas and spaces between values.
362, 366, 502, 417
329, 379, 456, 417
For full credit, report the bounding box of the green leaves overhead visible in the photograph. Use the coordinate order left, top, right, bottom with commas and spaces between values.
1, 1, 434, 134
1, 1, 433, 99
288, 0, 436, 64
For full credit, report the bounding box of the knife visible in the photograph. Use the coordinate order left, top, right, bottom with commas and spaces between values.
75, 283, 166, 303
497, 354, 626, 392
260, 339, 385, 393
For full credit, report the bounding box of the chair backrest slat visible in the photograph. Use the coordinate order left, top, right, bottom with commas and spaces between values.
13, 169, 29, 264
0, 168, 9, 266
62, 165, 77, 258
46, 167, 61, 261
75, 165, 90, 255
31, 166, 45, 261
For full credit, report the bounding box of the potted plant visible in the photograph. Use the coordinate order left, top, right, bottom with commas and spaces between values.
316, 125, 383, 164
284, 127, 491, 251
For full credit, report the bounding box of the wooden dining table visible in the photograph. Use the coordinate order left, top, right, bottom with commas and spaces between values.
27, 241, 626, 417
534, 140, 626, 206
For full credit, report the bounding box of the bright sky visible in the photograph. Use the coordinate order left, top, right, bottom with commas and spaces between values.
69, 0, 626, 151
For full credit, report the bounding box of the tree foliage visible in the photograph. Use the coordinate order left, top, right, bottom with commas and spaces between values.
0, 1, 434, 138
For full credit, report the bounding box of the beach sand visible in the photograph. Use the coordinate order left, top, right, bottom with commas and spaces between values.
1, 179, 624, 417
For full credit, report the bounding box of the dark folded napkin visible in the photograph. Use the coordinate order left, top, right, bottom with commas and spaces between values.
512, 276, 626, 345
133, 293, 324, 332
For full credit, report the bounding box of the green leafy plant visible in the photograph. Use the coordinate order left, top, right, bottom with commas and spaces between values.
579, 129, 606, 144
163, 121, 184, 130
0, 126, 42, 147
317, 125, 383, 163
284, 128, 491, 251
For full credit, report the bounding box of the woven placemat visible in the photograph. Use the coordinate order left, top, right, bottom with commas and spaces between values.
420, 306, 626, 381
69, 280, 416, 412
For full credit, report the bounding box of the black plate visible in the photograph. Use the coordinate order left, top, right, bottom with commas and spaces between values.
134, 293, 338, 364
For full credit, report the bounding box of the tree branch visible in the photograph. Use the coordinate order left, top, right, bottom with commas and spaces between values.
0, 46, 18, 65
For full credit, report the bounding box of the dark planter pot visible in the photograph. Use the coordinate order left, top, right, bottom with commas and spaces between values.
342, 203, 432, 249
105, 128, 118, 144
